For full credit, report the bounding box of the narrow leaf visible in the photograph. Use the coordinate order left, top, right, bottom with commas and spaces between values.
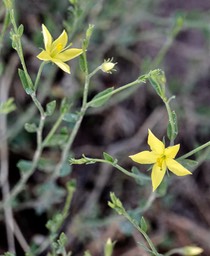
89, 87, 114, 108
140, 216, 148, 232
103, 152, 114, 163
46, 100, 56, 116
18, 69, 33, 95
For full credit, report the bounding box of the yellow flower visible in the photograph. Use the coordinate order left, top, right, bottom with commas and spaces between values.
129, 130, 192, 191
37, 24, 83, 74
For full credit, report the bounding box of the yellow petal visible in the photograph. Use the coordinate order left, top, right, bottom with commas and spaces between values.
148, 129, 165, 154
37, 50, 51, 61
42, 24, 52, 52
57, 48, 83, 62
151, 162, 166, 191
164, 144, 180, 159
51, 30, 68, 55
129, 151, 157, 164
52, 59, 70, 74
166, 158, 192, 176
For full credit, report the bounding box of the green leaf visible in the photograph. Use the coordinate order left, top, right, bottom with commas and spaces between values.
0, 98, 16, 114
17, 24, 24, 36
84, 251, 92, 256
167, 110, 178, 141
103, 152, 114, 163
89, 87, 114, 108
58, 232, 68, 247
148, 69, 166, 99
131, 166, 150, 185
140, 216, 148, 232
177, 159, 198, 171
79, 54, 86, 72
24, 123, 37, 133
63, 113, 78, 123
18, 69, 33, 95
60, 98, 71, 114
46, 100, 56, 116
17, 160, 32, 174
44, 134, 68, 147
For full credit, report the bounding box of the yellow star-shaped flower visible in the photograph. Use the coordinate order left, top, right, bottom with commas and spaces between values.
129, 130, 192, 191
37, 24, 83, 74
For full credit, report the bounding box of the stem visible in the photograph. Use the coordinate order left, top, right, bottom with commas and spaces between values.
123, 211, 160, 256
178, 140, 210, 160
87, 78, 145, 108
42, 114, 64, 147
163, 97, 176, 146
34, 61, 46, 91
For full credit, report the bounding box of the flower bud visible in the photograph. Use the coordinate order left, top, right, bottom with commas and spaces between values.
101, 58, 117, 74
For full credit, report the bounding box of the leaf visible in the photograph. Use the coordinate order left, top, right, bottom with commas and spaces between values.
18, 69, 33, 95
17, 160, 33, 174
131, 166, 150, 185
89, 87, 114, 108
0, 98, 16, 114
24, 123, 37, 133
63, 113, 78, 123
60, 98, 71, 114
167, 110, 178, 141
46, 100, 56, 116
79, 54, 86, 72
177, 159, 198, 171
140, 216, 148, 232
17, 24, 24, 36
103, 152, 114, 163
44, 134, 68, 147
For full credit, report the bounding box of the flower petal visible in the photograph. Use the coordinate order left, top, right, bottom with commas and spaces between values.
148, 129, 165, 154
165, 144, 180, 159
151, 162, 166, 191
37, 50, 51, 61
57, 48, 83, 62
53, 59, 70, 74
166, 158, 192, 176
51, 30, 68, 54
42, 24, 52, 52
129, 151, 157, 164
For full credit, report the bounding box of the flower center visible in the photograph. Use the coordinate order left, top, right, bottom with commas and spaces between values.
157, 155, 166, 170
51, 43, 63, 57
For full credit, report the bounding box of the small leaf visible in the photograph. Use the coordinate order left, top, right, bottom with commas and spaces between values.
0, 98, 16, 114
167, 110, 178, 141
177, 159, 198, 171
58, 232, 67, 247
24, 123, 37, 133
44, 134, 68, 147
17, 160, 33, 174
18, 24, 24, 36
18, 69, 33, 95
103, 152, 114, 163
60, 98, 71, 114
89, 87, 114, 108
46, 100, 56, 116
131, 166, 150, 185
63, 113, 78, 123
79, 54, 86, 72
140, 217, 148, 232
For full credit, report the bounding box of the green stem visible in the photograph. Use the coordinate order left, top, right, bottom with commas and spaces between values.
34, 62, 46, 91
163, 97, 176, 145
178, 140, 210, 160
123, 211, 160, 256
42, 114, 64, 147
87, 78, 145, 108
